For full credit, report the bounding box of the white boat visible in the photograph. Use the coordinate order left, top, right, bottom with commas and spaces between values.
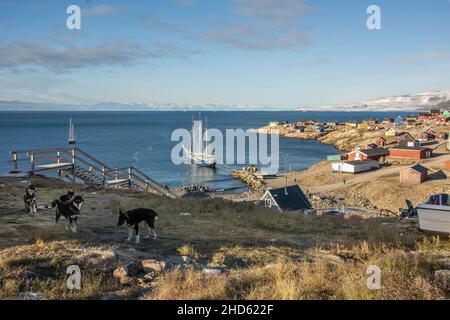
68, 117, 76, 145
184, 117, 216, 169
416, 194, 450, 234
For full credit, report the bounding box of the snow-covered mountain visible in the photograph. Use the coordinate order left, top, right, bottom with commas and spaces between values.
299, 91, 450, 112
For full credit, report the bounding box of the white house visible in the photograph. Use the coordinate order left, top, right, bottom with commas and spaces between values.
332, 160, 380, 174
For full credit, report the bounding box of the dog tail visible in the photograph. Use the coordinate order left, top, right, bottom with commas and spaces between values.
50, 199, 59, 208
154, 211, 159, 220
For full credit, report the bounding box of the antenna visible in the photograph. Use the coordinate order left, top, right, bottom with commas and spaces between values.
284, 154, 288, 195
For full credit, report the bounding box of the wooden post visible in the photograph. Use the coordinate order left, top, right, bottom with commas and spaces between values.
128, 167, 132, 188
102, 166, 106, 186
30, 153, 35, 175
12, 151, 18, 171
57, 151, 61, 164
71, 149, 76, 183
145, 179, 149, 192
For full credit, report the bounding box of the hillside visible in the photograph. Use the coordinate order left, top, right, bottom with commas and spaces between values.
0, 177, 449, 300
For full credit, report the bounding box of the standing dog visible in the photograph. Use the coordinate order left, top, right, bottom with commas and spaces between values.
59, 190, 75, 203
23, 184, 37, 214
117, 208, 158, 244
51, 195, 84, 233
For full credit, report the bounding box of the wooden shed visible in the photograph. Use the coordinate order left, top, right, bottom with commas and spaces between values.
376, 137, 386, 146
397, 133, 419, 148
389, 147, 433, 160
399, 164, 428, 185
347, 148, 389, 162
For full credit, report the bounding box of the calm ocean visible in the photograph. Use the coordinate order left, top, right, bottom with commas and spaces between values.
0, 111, 411, 191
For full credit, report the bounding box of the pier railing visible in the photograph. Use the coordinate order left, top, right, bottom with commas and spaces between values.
9, 147, 177, 199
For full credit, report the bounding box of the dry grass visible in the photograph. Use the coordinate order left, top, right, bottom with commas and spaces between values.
147, 243, 448, 300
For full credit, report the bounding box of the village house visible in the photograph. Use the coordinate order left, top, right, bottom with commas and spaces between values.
418, 112, 432, 121
376, 137, 386, 147
389, 147, 433, 160
394, 116, 404, 127
443, 111, 450, 118
368, 119, 380, 126
269, 121, 282, 127
435, 115, 450, 125
406, 119, 418, 127
397, 133, 420, 148
304, 120, 317, 126
399, 164, 428, 185
347, 147, 389, 162
358, 121, 369, 130
385, 127, 398, 137
436, 132, 449, 141
382, 117, 394, 125
257, 185, 312, 213
430, 109, 441, 117
332, 160, 380, 174
418, 128, 437, 142
344, 120, 358, 128
445, 161, 450, 170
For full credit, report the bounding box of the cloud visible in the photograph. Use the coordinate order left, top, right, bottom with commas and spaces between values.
84, 5, 121, 16
141, 15, 183, 32
387, 52, 450, 63
0, 40, 200, 73
234, 0, 312, 26
199, 0, 312, 50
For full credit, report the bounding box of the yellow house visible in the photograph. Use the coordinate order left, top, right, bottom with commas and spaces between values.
385, 128, 397, 137
358, 122, 368, 130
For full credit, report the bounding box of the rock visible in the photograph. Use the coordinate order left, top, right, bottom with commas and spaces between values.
18, 292, 43, 300
142, 259, 166, 273
165, 255, 193, 270
434, 270, 450, 292
202, 268, 223, 275
113, 262, 146, 286
20, 269, 38, 279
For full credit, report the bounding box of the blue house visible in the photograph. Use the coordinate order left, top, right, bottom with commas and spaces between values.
394, 116, 404, 127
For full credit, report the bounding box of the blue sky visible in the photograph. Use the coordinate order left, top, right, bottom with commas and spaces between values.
0, 0, 449, 108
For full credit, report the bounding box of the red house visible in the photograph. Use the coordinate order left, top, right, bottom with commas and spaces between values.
347, 148, 389, 162
436, 132, 448, 141
376, 137, 386, 147
389, 147, 433, 160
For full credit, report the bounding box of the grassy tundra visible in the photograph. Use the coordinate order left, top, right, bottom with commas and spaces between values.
0, 177, 449, 300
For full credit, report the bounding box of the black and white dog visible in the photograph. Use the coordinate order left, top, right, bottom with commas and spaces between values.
51, 195, 84, 233
23, 184, 37, 214
117, 208, 158, 244
59, 190, 75, 203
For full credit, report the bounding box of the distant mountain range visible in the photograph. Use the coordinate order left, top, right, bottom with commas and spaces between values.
297, 90, 450, 112
0, 101, 267, 112
1, 90, 449, 112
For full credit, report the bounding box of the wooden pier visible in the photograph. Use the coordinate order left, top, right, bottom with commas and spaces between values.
9, 147, 177, 199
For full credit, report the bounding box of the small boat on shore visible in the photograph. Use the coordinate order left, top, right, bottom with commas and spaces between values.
416, 194, 450, 234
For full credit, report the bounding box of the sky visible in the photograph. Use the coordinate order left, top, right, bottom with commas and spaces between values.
0, 0, 449, 108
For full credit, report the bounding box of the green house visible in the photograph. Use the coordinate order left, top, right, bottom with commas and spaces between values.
443, 111, 450, 118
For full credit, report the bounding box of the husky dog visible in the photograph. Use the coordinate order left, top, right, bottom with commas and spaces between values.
117, 208, 158, 244
23, 184, 37, 214
51, 195, 84, 233
59, 190, 75, 203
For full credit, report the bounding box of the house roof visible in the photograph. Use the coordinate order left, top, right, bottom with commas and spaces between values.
266, 185, 312, 211
344, 160, 379, 166
398, 132, 417, 142
401, 164, 428, 175
357, 148, 389, 157
390, 147, 432, 151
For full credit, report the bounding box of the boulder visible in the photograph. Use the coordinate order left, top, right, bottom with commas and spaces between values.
142, 259, 166, 273
113, 262, 146, 286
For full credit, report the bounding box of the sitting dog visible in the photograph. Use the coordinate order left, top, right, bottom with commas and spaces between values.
51, 195, 84, 233
117, 208, 158, 244
23, 184, 37, 214
59, 190, 75, 203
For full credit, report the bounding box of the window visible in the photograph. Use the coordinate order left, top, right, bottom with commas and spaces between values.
265, 199, 272, 208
